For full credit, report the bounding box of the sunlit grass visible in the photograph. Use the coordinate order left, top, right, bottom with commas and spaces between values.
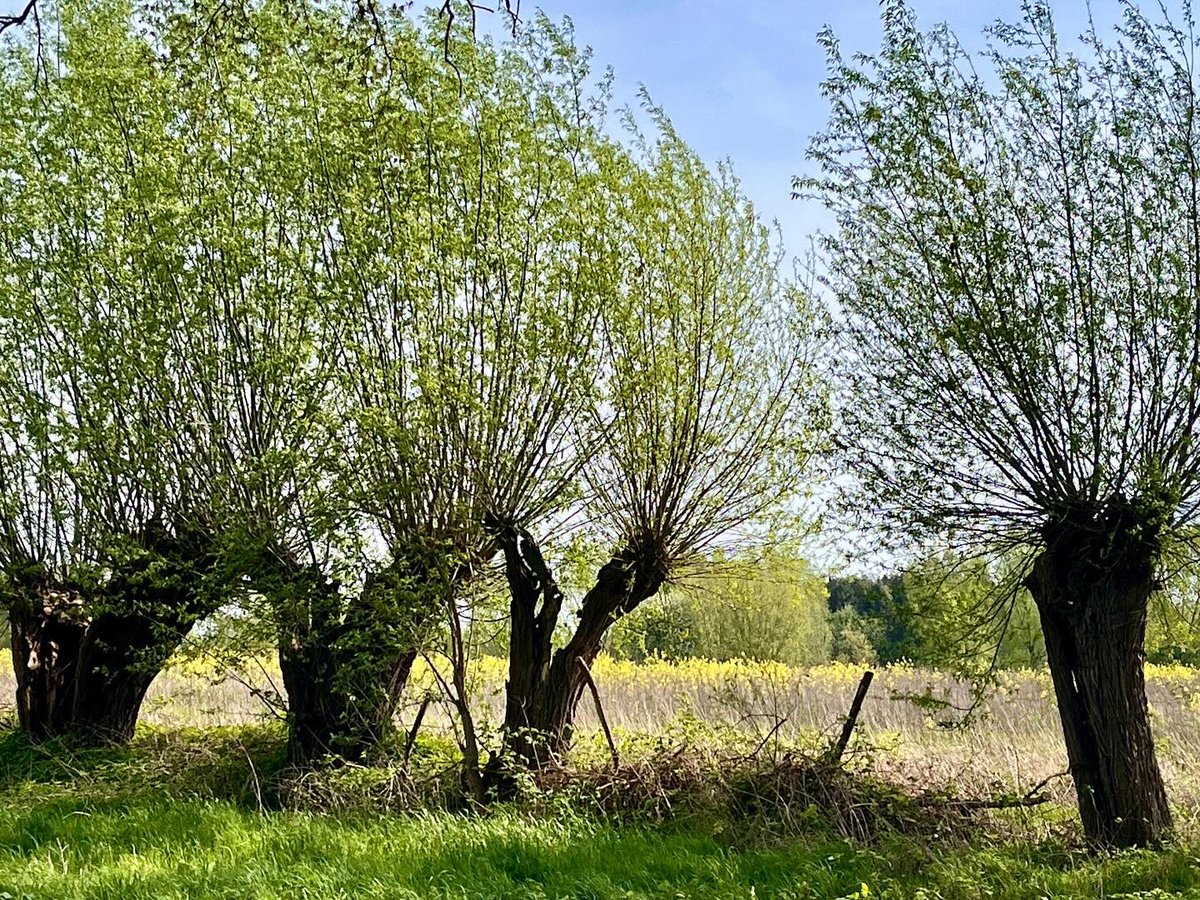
1, 790, 1200, 899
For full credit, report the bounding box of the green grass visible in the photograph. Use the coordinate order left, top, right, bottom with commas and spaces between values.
2, 728, 1200, 899
4, 795, 1200, 899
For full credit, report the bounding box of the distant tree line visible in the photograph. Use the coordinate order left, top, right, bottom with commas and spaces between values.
608, 551, 1051, 671
612, 549, 1200, 673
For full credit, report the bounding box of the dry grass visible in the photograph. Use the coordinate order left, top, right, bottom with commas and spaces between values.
4, 655, 1200, 823
563, 659, 1200, 818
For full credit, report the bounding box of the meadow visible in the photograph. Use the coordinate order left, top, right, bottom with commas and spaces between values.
50, 655, 1200, 813
4, 658, 1200, 898
1, 0, 1198, 892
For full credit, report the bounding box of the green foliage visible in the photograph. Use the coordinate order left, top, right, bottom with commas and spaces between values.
0, 0, 212, 575
607, 594, 697, 662
1146, 567, 1200, 666
803, 0, 1200, 557
828, 607, 881, 666
333, 9, 617, 560
826, 575, 910, 664
609, 551, 830, 666
902, 552, 1045, 672
587, 102, 826, 567
825, 555, 1046, 671
0, 726, 288, 803
684, 554, 831, 666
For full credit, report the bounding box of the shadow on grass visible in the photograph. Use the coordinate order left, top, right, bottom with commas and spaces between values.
0, 724, 288, 807
0, 727, 1197, 899
0, 794, 886, 900
0, 794, 1197, 900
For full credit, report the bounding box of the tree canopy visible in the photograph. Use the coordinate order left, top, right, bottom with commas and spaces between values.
805, 0, 1200, 553
0, 0, 825, 775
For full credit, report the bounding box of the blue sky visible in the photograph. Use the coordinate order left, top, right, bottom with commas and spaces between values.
0, 0, 1127, 258
470, 1, 1126, 262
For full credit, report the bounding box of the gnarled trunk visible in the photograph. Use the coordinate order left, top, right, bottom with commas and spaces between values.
279, 632, 416, 765
1027, 499, 1172, 848
272, 553, 439, 766
489, 524, 667, 780
6, 528, 214, 745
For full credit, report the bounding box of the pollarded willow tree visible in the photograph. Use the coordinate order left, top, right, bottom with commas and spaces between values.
153, 0, 617, 765
0, 3, 221, 743
137, 0, 407, 766
803, 0, 1200, 847
0, 0, 446, 762
327, 11, 619, 768
491, 107, 828, 771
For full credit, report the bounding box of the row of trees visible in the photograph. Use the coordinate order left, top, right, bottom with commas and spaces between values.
6, 0, 1200, 851
0, 0, 822, 782
607, 553, 1048, 669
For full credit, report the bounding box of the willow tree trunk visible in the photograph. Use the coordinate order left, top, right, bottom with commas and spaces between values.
1027, 504, 1172, 848
6, 531, 214, 745
279, 636, 416, 765
499, 600, 610, 769
272, 554, 439, 767
489, 527, 667, 782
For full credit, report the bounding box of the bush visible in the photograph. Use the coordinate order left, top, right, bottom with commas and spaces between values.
608, 551, 830, 666
828, 608, 879, 665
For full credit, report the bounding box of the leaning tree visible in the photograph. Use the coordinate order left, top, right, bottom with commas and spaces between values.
490, 107, 827, 772
803, 0, 1200, 847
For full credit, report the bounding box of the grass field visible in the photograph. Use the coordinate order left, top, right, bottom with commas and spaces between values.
9, 655, 1200, 810
4, 659, 1200, 897
5, 793, 1200, 899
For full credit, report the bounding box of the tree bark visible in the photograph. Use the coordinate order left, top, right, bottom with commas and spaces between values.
1026, 498, 1172, 848
488, 523, 667, 783
6, 526, 214, 745
272, 552, 439, 766
278, 630, 416, 766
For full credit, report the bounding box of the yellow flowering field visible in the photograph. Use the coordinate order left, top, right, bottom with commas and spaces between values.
5, 650, 1200, 804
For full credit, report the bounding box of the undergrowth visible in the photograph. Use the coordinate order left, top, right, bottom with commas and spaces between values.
0, 723, 1196, 898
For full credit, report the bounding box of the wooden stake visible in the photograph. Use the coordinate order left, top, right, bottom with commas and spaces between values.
829, 670, 874, 764
401, 695, 432, 769
578, 658, 619, 770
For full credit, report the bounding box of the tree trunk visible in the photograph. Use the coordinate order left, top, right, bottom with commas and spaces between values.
6, 527, 214, 745
487, 519, 565, 774
489, 524, 667, 783
278, 631, 415, 765
272, 553, 436, 767
1027, 499, 1172, 848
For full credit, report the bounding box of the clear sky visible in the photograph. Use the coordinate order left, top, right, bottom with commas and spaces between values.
468, 0, 1126, 262
0, 0, 1130, 259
